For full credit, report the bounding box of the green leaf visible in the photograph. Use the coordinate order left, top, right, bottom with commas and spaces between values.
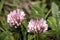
0, 31, 15, 40
51, 2, 59, 18
30, 6, 45, 19
30, 0, 46, 18
0, 0, 4, 14
4, 36, 10, 40
28, 34, 34, 40
51, 2, 60, 28
47, 16, 57, 30
0, 32, 7, 40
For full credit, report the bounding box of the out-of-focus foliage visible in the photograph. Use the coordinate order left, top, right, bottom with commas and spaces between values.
0, 0, 60, 40
47, 16, 57, 30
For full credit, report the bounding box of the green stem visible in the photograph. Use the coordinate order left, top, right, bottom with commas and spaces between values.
19, 26, 24, 40
34, 33, 39, 40
44, 9, 51, 19
37, 34, 38, 40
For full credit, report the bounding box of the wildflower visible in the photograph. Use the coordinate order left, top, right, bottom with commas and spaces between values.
28, 18, 48, 33
7, 9, 25, 28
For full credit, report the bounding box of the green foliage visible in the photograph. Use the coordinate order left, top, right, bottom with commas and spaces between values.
0, 0, 60, 40
51, 2, 60, 40
51, 2, 59, 19
30, 1, 47, 19
47, 16, 57, 30
0, 16, 15, 40
0, 0, 4, 14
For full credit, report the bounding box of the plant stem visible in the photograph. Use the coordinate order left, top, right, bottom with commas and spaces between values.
34, 33, 39, 40
44, 9, 51, 19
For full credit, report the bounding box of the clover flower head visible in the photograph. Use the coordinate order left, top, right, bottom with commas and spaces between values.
28, 18, 48, 33
7, 9, 25, 28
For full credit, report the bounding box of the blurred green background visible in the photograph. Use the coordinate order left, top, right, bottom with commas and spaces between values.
0, 0, 60, 40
